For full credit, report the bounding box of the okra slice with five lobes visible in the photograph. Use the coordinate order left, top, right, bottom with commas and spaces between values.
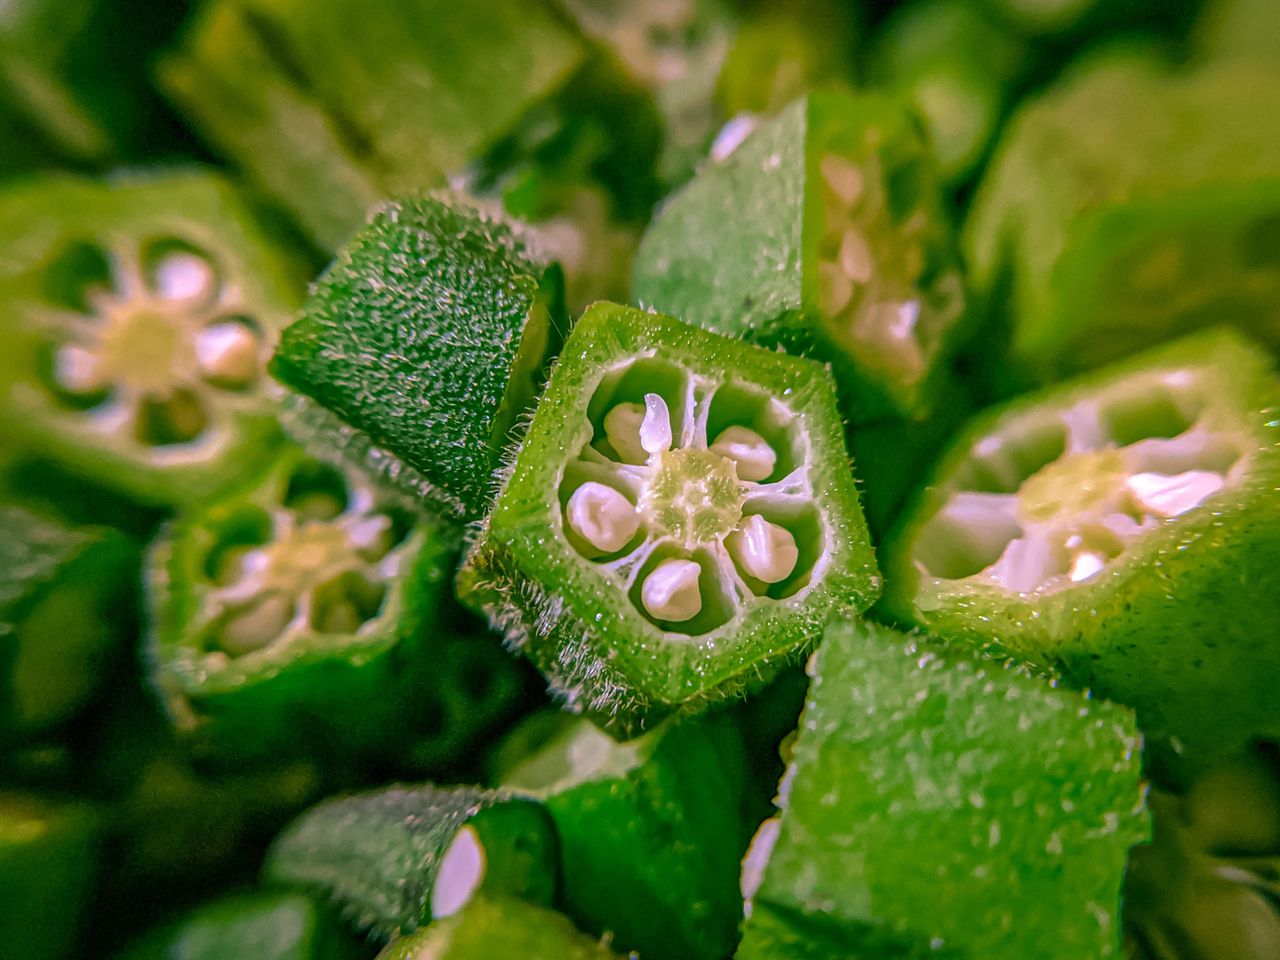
266, 784, 558, 941
147, 446, 453, 767
458, 301, 879, 724
500, 711, 751, 960
634, 91, 965, 422
0, 171, 302, 508
1, 505, 136, 741
739, 618, 1148, 960
271, 194, 566, 522
965, 53, 1280, 379
881, 328, 1280, 770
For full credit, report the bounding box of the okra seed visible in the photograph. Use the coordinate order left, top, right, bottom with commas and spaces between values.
431, 824, 486, 919
54, 343, 104, 394
1126, 470, 1225, 519
839, 228, 874, 284
726, 515, 799, 584
604, 402, 648, 464
710, 425, 777, 482
820, 154, 865, 206
850, 300, 924, 381
1068, 551, 1107, 583
153, 251, 217, 303
740, 816, 781, 918
640, 393, 673, 454
196, 321, 260, 387
818, 261, 854, 316
641, 558, 703, 622
566, 482, 640, 554
220, 594, 293, 656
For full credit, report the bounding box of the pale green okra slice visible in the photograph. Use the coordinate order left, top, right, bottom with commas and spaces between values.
459, 301, 879, 724
882, 328, 1280, 771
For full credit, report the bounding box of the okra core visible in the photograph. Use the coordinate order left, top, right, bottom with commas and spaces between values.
559, 356, 825, 634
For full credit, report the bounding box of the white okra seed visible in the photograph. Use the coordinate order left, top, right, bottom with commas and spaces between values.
431, 824, 486, 919
1127, 470, 1224, 518
196, 321, 260, 386
727, 515, 799, 584
710, 425, 777, 482
566, 481, 640, 554
839, 228, 874, 284
818, 261, 854, 317
740, 815, 781, 919
640, 392, 672, 454
820, 154, 865, 206
604, 402, 648, 464
55, 343, 104, 393
641, 558, 703, 622
154, 251, 217, 302
221, 594, 292, 656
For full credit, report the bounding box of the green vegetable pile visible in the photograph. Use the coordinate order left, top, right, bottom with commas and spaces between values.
1, 0, 1277, 957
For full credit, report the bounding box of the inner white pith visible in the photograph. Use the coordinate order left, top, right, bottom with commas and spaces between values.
38, 239, 268, 451
815, 151, 964, 390
912, 373, 1249, 595
559, 356, 824, 637
198, 461, 411, 659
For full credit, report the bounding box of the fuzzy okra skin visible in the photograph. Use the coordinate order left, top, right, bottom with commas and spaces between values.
271, 194, 565, 522
500, 712, 751, 960
633, 90, 965, 423
965, 52, 1280, 379
1, 505, 136, 741
881, 328, 1280, 771
0, 171, 302, 509
266, 784, 558, 941
458, 301, 879, 725
147, 446, 455, 768
739, 618, 1148, 960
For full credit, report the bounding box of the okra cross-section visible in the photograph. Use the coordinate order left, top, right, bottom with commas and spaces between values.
882, 328, 1280, 771
0, 172, 301, 508
633, 91, 965, 422
271, 193, 565, 522
459, 301, 878, 724
148, 446, 453, 767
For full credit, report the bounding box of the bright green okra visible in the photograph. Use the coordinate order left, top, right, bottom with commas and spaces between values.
0, 171, 302, 509
459, 301, 879, 725
738, 618, 1148, 960
881, 328, 1280, 771
633, 90, 965, 422
966, 52, 1280, 379
270, 193, 565, 522
266, 784, 558, 941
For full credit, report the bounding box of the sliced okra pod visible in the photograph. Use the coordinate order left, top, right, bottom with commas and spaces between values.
266, 784, 558, 941
633, 91, 966, 422
271, 194, 565, 522
377, 896, 622, 960
0, 172, 301, 508
1, 505, 136, 741
965, 52, 1280, 379
881, 328, 1280, 770
500, 711, 750, 960
458, 301, 879, 725
147, 446, 454, 767
738, 618, 1148, 960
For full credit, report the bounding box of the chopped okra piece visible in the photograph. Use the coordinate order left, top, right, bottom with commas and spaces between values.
1, 505, 136, 741
0, 792, 98, 960
459, 301, 879, 724
116, 890, 365, 960
881, 329, 1280, 769
500, 712, 751, 960
634, 91, 965, 422
739, 618, 1148, 960
148, 447, 454, 767
266, 784, 558, 941
271, 194, 565, 522
965, 53, 1280, 378
376, 896, 622, 960
0, 172, 301, 508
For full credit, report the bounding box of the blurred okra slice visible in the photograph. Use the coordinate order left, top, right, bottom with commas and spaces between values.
738, 618, 1148, 960
1, 505, 136, 742
881, 328, 1280, 771
147, 446, 454, 768
965, 52, 1280, 379
0, 791, 98, 960
0, 171, 302, 509
633, 91, 966, 423
266, 784, 557, 941
458, 301, 879, 726
271, 193, 565, 522
376, 897, 622, 960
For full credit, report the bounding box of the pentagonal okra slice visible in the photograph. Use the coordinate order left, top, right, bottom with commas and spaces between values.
738, 618, 1148, 960
0, 172, 301, 508
266, 783, 558, 941
633, 90, 965, 422
271, 193, 566, 522
965, 53, 1280, 379
148, 445, 452, 766
881, 328, 1280, 770
459, 301, 878, 725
